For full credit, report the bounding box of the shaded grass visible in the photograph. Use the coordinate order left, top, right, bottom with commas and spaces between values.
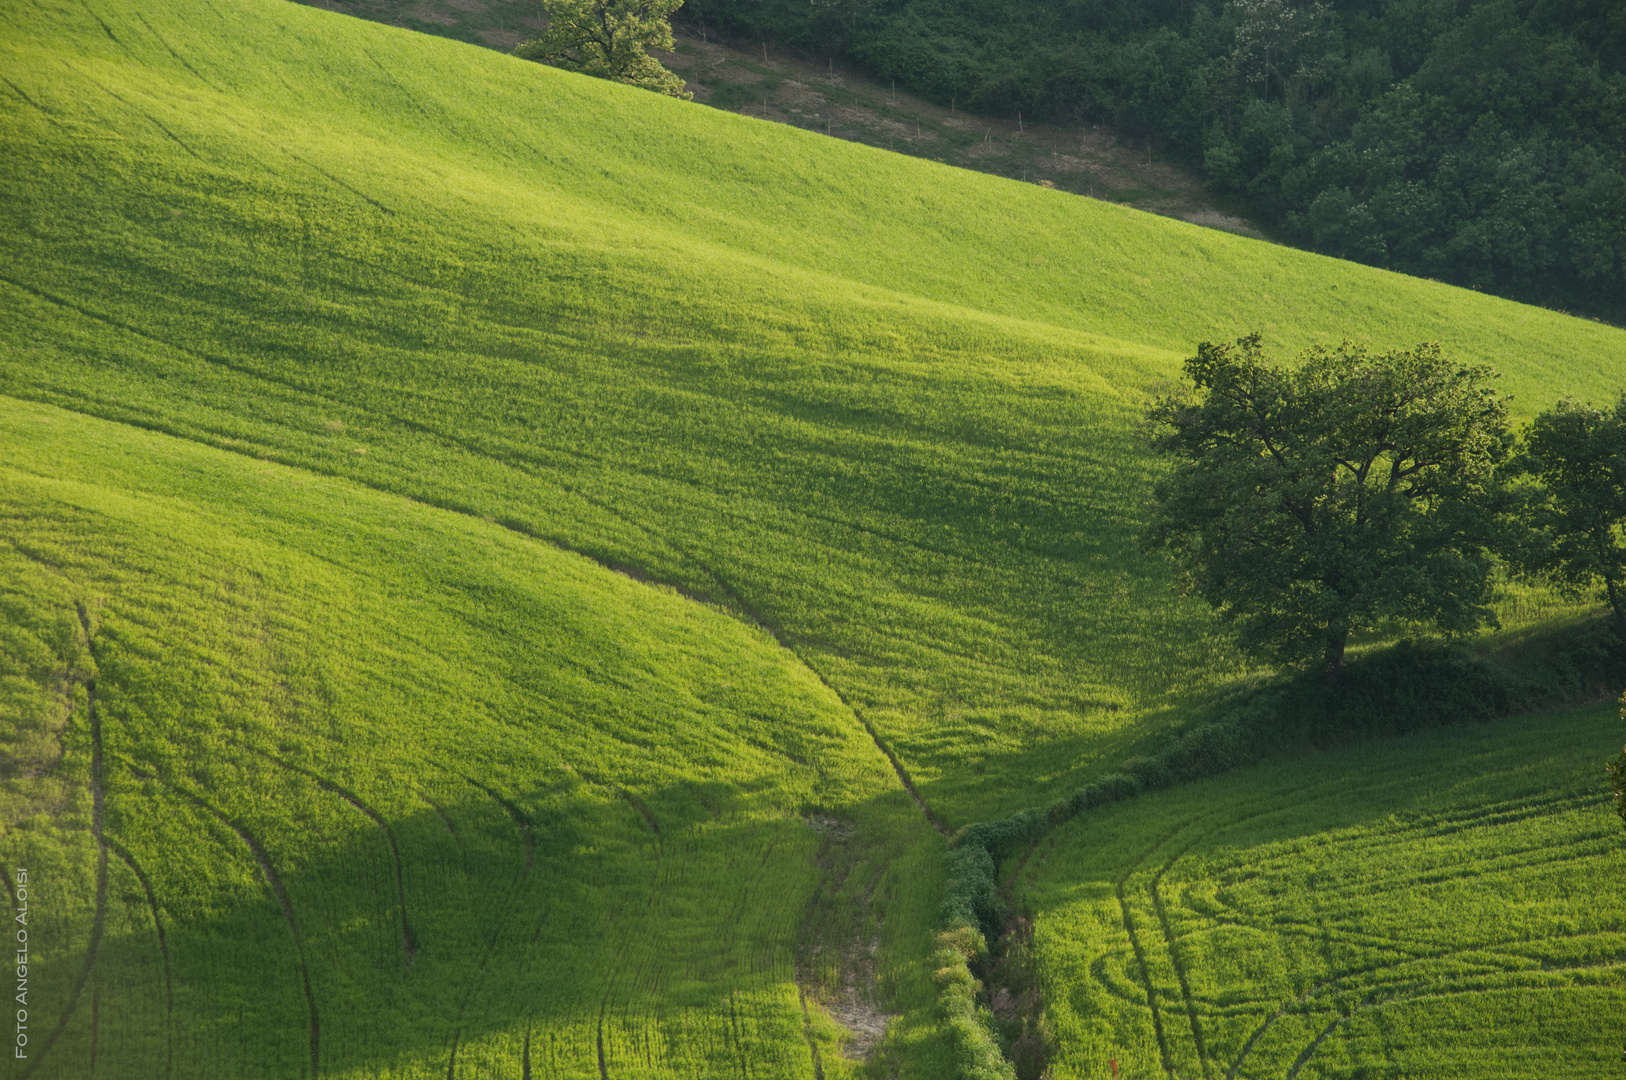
0, 397, 942, 1077
1021, 701, 1626, 1078
2, 0, 1625, 1074
3, 0, 1623, 829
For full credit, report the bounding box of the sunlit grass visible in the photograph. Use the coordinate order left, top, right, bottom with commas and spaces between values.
2, 0, 1625, 1074
0, 398, 944, 1078
1022, 702, 1626, 1079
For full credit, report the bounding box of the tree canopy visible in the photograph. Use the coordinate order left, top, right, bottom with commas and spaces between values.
1143, 335, 1512, 678
1514, 395, 1626, 626
682, 0, 1626, 324
516, 0, 692, 98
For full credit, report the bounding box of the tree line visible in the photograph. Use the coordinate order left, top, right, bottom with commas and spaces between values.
1144, 334, 1626, 682
675, 0, 1626, 325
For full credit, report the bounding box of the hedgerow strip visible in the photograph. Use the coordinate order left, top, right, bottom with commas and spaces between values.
930, 629, 1624, 1079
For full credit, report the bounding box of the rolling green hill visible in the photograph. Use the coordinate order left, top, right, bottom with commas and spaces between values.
1, 396, 940, 1078
1022, 701, 1626, 1078
1, 0, 1624, 1075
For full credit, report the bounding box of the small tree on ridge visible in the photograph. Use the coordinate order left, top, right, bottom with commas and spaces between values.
515, 0, 692, 99
1143, 335, 1513, 681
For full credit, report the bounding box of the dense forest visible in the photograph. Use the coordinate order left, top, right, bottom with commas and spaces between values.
681, 0, 1626, 323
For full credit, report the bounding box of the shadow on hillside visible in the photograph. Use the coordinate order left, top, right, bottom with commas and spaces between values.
10, 766, 941, 1079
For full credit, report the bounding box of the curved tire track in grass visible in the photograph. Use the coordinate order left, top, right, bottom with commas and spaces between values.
22, 631, 108, 1080
1224, 925, 1621, 1076
254, 750, 418, 972
61, 61, 203, 161
6, 393, 944, 1068
596, 997, 610, 1080
1102, 773, 1376, 1076
1114, 780, 1619, 1078
76, 0, 133, 55
103, 835, 173, 1079
437, 770, 539, 1079
124, 762, 321, 1079
568, 483, 948, 835
0, 75, 69, 130
2, 373, 945, 837
129, 11, 214, 88
696, 558, 946, 833
1214, 789, 1612, 1075
1149, 871, 1211, 1077
1113, 874, 1174, 1076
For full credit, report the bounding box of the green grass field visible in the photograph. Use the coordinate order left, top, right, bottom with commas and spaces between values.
1021, 703, 1626, 1078
1, 397, 943, 1077
2, 0, 1625, 1074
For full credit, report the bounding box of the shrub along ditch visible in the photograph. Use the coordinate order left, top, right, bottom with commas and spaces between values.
929, 618, 1625, 1080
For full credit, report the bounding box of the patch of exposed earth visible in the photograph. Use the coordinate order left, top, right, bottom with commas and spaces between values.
800, 814, 893, 1061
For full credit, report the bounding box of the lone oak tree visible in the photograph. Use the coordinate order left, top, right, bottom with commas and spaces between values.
1144, 335, 1512, 680
1514, 396, 1626, 629
516, 0, 692, 99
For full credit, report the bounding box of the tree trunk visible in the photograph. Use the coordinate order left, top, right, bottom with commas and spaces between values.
1322, 632, 1347, 685
1607, 576, 1626, 636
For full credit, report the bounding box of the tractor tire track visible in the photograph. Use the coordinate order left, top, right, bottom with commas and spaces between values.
1095, 773, 1374, 1077
6, 362, 947, 843
124, 762, 320, 1078
436, 770, 539, 1080
0, 75, 68, 130
22, 614, 107, 1079
1168, 780, 1613, 1077
78, 0, 133, 56
1284, 1014, 1346, 1079
565, 483, 949, 836
252, 750, 417, 971
1227, 929, 1625, 1076
282, 150, 395, 216
619, 787, 660, 836
59, 60, 202, 160
130, 12, 214, 88
1149, 871, 1211, 1077
461, 773, 535, 871
104, 835, 173, 1079
1115, 877, 1174, 1075
711, 577, 945, 835
417, 787, 466, 857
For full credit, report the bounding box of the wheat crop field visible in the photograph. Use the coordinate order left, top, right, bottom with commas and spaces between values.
1, 0, 1625, 1074
1022, 702, 1626, 1079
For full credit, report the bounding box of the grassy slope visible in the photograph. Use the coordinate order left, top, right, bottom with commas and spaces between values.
2, 0, 1626, 1075
1021, 702, 1626, 1078
1, 396, 941, 1078
4, 0, 1624, 826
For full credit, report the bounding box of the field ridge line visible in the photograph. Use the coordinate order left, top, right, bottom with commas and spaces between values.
1, 389, 952, 834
